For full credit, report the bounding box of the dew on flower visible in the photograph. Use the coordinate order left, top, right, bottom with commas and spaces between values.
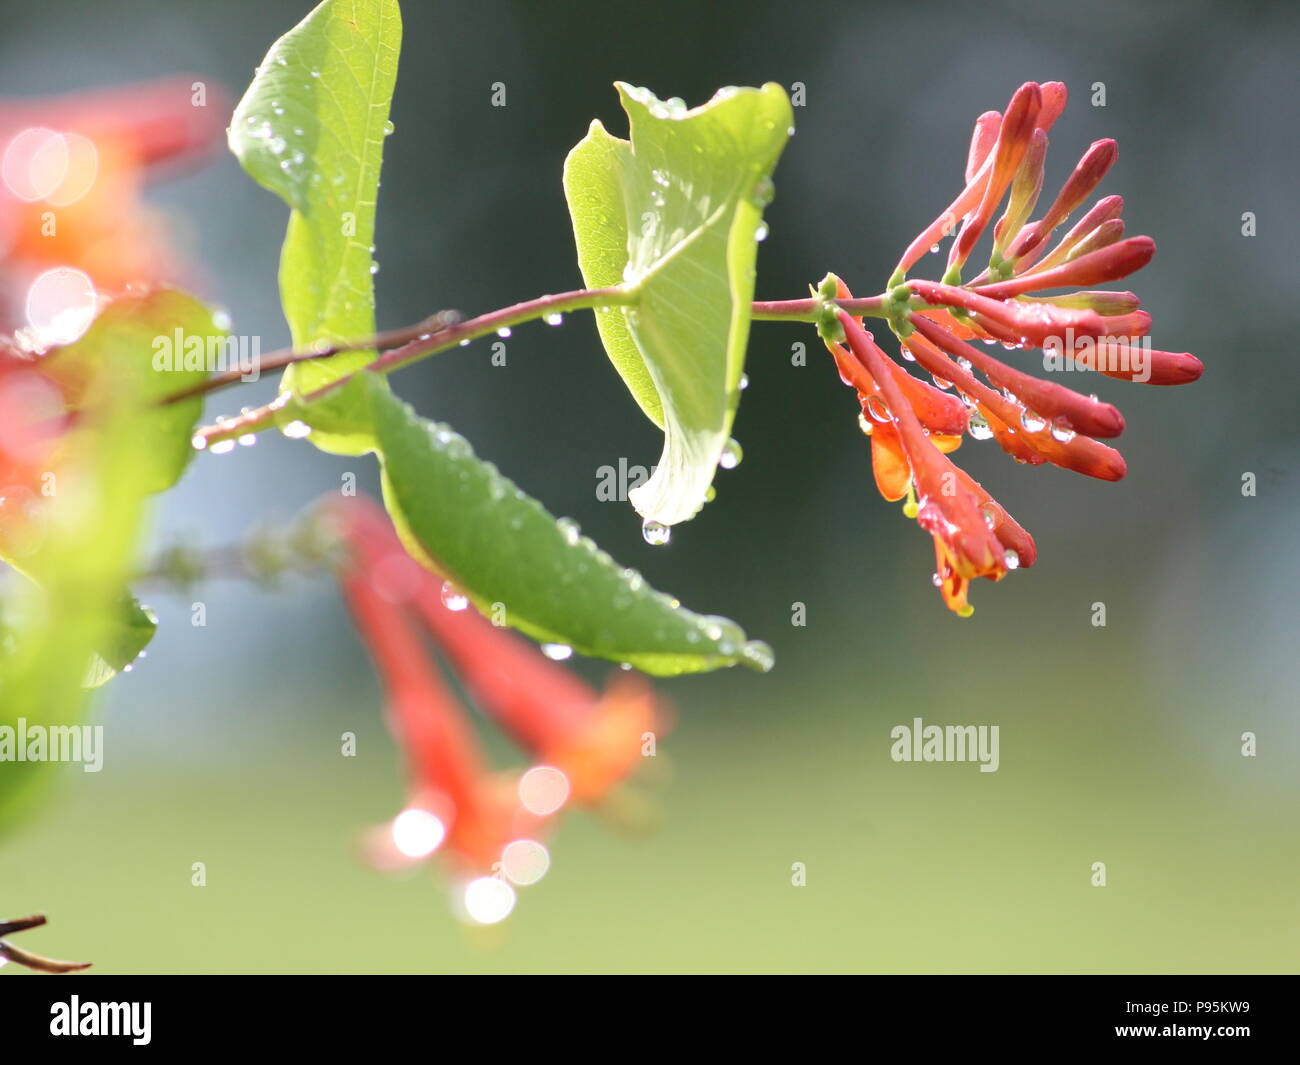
440, 581, 469, 612
1020, 410, 1047, 433
391, 808, 445, 858
518, 765, 570, 816
541, 643, 572, 661
460, 876, 515, 924
501, 839, 550, 886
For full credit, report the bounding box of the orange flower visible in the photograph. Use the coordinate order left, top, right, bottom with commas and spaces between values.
330, 496, 666, 921
823, 81, 1201, 615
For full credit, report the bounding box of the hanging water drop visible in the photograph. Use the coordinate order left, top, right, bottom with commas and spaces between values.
641, 519, 671, 546
541, 643, 573, 661
1004, 549, 1020, 570
720, 438, 743, 470
754, 221, 769, 242
1050, 420, 1076, 443
543, 312, 563, 326
383, 120, 395, 136
282, 420, 312, 439
496, 326, 512, 338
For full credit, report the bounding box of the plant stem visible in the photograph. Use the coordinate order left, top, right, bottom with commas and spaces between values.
189, 285, 634, 447
187, 287, 892, 448
752, 295, 888, 321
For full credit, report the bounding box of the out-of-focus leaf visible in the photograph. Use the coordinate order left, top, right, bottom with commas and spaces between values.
41, 288, 225, 494
228, 0, 401, 455
0, 292, 215, 827
564, 83, 792, 526
366, 377, 772, 676
83, 596, 158, 690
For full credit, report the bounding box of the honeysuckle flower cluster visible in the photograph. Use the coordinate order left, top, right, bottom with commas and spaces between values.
328, 496, 664, 924
817, 81, 1202, 616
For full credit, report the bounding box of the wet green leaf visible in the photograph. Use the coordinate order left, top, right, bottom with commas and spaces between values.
368, 378, 772, 676
229, 0, 401, 455
564, 83, 792, 526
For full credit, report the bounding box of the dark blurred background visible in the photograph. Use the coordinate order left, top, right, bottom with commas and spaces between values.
1, 0, 1296, 972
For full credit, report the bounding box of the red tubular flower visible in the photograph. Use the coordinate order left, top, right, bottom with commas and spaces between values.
823, 80, 1200, 614
328, 496, 666, 919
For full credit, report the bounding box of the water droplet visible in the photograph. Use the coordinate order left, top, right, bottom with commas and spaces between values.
238, 434, 257, 447
930, 243, 940, 254
369, 261, 380, 275
191, 433, 208, 451
542, 311, 564, 327
932, 572, 943, 587
641, 519, 671, 546
496, 326, 512, 338
383, 120, 395, 136
210, 439, 236, 455
557, 517, 581, 546
982, 504, 998, 529
866, 395, 891, 423
931, 374, 952, 391
440, 581, 469, 611
720, 438, 743, 470
1004, 549, 1020, 570
282, 420, 312, 439
1050, 420, 1076, 443
968, 413, 994, 440
1020, 410, 1047, 433
752, 176, 775, 207
754, 221, 769, 242
739, 373, 750, 391
541, 643, 572, 661
741, 640, 775, 672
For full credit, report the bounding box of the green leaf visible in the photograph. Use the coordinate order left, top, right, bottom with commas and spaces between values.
0, 293, 209, 826
228, 0, 401, 455
40, 288, 225, 495
564, 83, 792, 526
83, 596, 158, 690
366, 377, 772, 676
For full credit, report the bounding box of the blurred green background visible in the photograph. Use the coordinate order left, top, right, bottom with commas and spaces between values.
2, 0, 1297, 973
